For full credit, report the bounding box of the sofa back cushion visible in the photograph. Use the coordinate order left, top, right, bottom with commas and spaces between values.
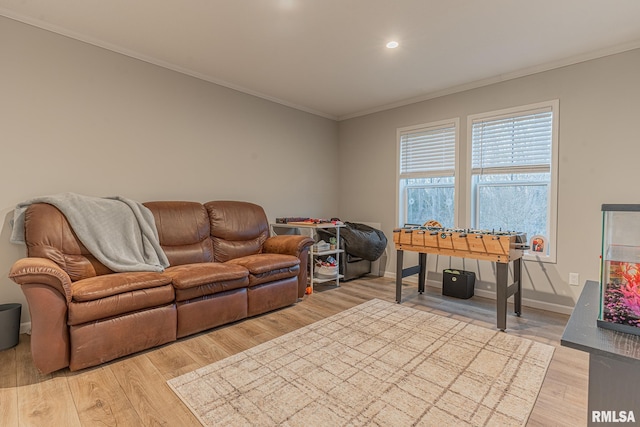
144, 201, 214, 266
204, 201, 269, 262
24, 203, 112, 281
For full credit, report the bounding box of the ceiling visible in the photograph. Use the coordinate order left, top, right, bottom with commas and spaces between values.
2, 1, 640, 120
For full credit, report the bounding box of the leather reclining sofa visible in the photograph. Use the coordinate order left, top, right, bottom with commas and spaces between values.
8, 200, 314, 374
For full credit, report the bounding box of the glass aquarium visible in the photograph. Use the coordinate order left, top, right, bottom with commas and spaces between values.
599, 204, 640, 336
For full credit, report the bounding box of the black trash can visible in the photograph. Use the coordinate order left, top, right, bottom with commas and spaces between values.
443, 270, 475, 299
0, 303, 22, 351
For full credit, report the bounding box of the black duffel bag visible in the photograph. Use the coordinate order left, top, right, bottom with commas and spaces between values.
319, 222, 387, 261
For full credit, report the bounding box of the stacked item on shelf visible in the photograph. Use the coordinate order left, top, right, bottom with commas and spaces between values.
314, 255, 338, 278
276, 217, 344, 226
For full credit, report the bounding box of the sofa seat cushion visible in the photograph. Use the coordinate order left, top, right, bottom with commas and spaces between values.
226, 254, 300, 287
68, 271, 175, 325
71, 271, 172, 302
163, 262, 249, 302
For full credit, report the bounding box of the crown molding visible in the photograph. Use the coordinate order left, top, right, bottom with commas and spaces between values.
338, 40, 640, 121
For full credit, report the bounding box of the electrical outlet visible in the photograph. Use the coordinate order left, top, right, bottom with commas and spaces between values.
569, 272, 580, 286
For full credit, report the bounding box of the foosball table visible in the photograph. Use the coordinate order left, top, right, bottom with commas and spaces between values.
393, 225, 528, 330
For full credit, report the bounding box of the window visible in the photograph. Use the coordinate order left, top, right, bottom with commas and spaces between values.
397, 119, 458, 228
468, 100, 559, 261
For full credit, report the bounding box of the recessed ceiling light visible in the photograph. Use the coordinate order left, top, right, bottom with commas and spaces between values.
386, 41, 399, 49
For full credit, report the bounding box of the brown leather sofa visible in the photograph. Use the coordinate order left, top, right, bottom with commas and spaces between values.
8, 200, 313, 374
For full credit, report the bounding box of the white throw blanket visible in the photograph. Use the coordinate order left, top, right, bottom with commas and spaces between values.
10, 192, 170, 273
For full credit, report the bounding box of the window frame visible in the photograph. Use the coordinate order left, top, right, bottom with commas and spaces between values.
466, 100, 559, 263
396, 118, 460, 227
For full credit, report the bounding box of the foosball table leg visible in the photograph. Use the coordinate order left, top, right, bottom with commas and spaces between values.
496, 262, 509, 331
418, 253, 427, 294
513, 258, 522, 317
396, 250, 404, 303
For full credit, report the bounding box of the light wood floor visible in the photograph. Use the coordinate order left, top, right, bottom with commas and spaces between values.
0, 276, 588, 426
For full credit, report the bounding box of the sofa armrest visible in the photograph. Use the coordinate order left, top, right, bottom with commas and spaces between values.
9, 257, 73, 303
263, 235, 314, 257
264, 235, 314, 298
8, 257, 72, 374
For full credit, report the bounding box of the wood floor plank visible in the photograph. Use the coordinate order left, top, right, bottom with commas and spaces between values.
66, 366, 141, 427
0, 337, 19, 427
15, 335, 81, 427
144, 340, 200, 380
108, 354, 201, 426
179, 333, 234, 366
207, 325, 261, 356
4, 275, 590, 426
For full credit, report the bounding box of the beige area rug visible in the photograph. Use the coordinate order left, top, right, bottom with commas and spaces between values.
168, 299, 554, 426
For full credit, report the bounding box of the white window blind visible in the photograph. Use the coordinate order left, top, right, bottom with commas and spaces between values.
471, 107, 552, 175
399, 124, 456, 178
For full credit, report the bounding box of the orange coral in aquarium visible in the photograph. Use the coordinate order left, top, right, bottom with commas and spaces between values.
618, 263, 640, 318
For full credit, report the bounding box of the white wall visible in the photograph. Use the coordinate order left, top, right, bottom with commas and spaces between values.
338, 48, 640, 312
0, 16, 339, 322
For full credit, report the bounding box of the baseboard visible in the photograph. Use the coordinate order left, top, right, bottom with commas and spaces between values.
471, 288, 574, 315
20, 322, 31, 335
383, 271, 574, 316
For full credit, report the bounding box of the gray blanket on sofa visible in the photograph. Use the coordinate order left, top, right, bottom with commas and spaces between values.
10, 192, 170, 272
